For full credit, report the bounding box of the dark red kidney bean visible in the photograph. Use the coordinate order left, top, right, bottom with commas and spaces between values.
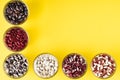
4, 27, 28, 52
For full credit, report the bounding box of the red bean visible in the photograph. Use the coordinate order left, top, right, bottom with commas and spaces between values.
4, 27, 28, 52
62, 53, 87, 78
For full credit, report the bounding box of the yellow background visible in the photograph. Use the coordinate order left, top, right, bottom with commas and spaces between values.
0, 0, 120, 80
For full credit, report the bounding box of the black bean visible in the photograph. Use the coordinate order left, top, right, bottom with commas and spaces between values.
4, 0, 28, 25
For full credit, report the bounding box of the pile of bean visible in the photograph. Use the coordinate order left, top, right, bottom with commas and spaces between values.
91, 53, 116, 78
62, 53, 87, 78
4, 54, 28, 78
34, 54, 58, 78
4, 27, 28, 52
4, 0, 28, 25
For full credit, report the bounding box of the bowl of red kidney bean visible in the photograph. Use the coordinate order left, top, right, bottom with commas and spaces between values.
4, 27, 28, 52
